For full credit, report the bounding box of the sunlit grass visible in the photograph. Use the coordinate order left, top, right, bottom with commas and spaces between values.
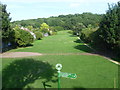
2, 30, 119, 88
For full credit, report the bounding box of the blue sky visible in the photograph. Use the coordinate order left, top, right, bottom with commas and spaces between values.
2, 0, 119, 21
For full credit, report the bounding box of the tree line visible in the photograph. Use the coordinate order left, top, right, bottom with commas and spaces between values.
12, 12, 102, 30
79, 2, 120, 57
1, 1, 120, 57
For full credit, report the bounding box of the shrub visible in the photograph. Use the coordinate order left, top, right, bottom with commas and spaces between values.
79, 27, 98, 43
73, 23, 86, 35
34, 31, 43, 40
15, 29, 34, 47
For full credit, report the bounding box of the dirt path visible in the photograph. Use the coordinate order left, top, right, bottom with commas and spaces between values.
1, 52, 42, 58
1, 52, 98, 58
1, 52, 119, 65
44, 53, 98, 55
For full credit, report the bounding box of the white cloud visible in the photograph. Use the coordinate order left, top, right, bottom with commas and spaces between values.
70, 3, 80, 8
2, 0, 119, 3
7, 5, 24, 8
2, 0, 83, 3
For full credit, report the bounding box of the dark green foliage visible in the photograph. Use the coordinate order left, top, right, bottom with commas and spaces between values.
12, 18, 45, 28
97, 2, 120, 55
12, 13, 102, 30
15, 29, 34, 47
34, 31, 43, 40
1, 4, 15, 44
46, 17, 64, 26
80, 27, 98, 43
73, 23, 85, 35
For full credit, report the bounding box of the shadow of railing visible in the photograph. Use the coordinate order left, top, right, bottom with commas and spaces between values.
2, 58, 57, 89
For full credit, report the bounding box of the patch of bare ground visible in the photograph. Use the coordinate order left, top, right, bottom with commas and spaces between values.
1, 52, 42, 58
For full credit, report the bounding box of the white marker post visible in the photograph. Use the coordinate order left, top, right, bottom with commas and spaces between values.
55, 64, 62, 90
55, 64, 77, 89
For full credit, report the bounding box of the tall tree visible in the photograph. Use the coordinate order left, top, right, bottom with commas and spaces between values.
1, 4, 14, 44
98, 2, 120, 55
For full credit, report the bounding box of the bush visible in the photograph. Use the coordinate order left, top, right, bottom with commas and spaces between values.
73, 23, 86, 35
79, 27, 98, 43
34, 31, 43, 40
15, 29, 34, 47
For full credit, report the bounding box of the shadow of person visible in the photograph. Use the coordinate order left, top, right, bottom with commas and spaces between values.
2, 58, 57, 89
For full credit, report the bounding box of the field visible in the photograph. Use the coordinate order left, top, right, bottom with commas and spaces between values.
2, 31, 119, 89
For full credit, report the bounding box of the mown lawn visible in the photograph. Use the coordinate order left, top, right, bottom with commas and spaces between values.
2, 30, 119, 89
9, 31, 92, 53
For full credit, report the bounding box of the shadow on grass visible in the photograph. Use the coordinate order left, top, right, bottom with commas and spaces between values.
74, 39, 84, 43
69, 35, 77, 37
111, 57, 120, 62
2, 45, 17, 53
74, 45, 92, 53
74, 39, 120, 63
2, 44, 33, 53
2, 58, 57, 89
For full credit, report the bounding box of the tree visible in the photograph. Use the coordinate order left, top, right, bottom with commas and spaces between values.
12, 13, 102, 30
73, 23, 85, 35
40, 23, 49, 33
1, 4, 15, 44
26, 26, 34, 31
95, 2, 120, 55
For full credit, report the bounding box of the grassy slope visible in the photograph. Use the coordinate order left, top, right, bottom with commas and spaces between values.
2, 30, 119, 88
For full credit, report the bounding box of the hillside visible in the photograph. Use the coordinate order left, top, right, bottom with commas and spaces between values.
12, 12, 103, 29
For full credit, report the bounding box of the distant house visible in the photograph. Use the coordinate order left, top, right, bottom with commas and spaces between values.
44, 33, 49, 37
20, 27, 36, 39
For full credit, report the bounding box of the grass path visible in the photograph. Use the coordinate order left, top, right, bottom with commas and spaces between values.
2, 30, 119, 88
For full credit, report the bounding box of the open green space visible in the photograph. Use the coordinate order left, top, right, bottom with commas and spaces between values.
9, 31, 92, 54
2, 31, 119, 89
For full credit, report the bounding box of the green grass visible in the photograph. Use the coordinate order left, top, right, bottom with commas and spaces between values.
2, 30, 119, 89
2, 55, 118, 88
9, 31, 92, 53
